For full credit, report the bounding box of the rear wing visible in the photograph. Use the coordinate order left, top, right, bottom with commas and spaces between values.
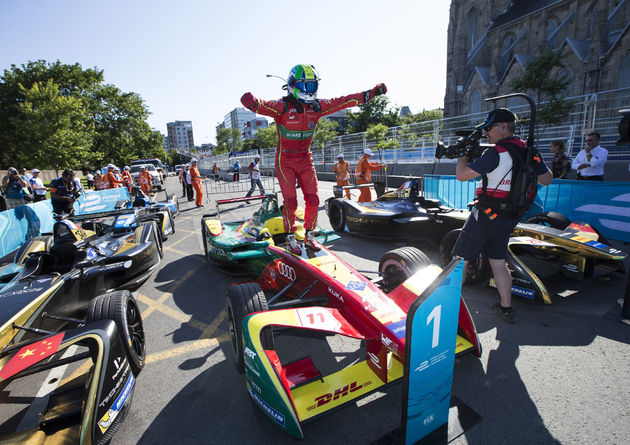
333, 183, 374, 198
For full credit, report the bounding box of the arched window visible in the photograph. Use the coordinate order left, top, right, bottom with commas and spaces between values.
558, 68, 573, 96
469, 9, 479, 50
470, 90, 481, 114
546, 19, 558, 49
619, 52, 630, 89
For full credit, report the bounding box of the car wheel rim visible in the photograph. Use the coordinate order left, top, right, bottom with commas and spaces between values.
126, 302, 145, 357
227, 305, 239, 356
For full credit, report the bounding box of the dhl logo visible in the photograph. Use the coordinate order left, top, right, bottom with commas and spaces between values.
308, 380, 371, 410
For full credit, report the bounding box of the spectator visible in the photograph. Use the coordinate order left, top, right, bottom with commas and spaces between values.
453, 108, 552, 323
137, 165, 152, 194
2, 167, 29, 209
121, 166, 133, 192
85, 171, 95, 189
19, 168, 33, 194
549, 140, 570, 179
105, 164, 125, 189
355, 149, 385, 202
179, 165, 188, 197
29, 169, 48, 202
94, 171, 106, 190
213, 163, 220, 182
190, 158, 203, 207
571, 131, 608, 180
72, 173, 84, 193
245, 154, 265, 201
50, 169, 80, 214
233, 160, 241, 182
185, 164, 194, 202
334, 154, 351, 199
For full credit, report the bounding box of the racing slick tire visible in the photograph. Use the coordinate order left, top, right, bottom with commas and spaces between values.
87, 290, 146, 376
440, 229, 491, 284
226, 282, 273, 373
328, 198, 346, 232
525, 212, 571, 230
378, 247, 431, 292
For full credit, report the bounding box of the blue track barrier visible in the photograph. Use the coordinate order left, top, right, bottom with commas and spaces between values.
0, 188, 131, 259
423, 175, 630, 242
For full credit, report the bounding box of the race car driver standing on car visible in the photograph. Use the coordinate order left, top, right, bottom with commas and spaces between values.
453, 108, 552, 323
241, 64, 386, 254
334, 153, 351, 199
355, 148, 385, 202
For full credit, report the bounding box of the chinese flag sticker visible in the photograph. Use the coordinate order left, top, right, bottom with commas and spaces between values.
0, 333, 65, 380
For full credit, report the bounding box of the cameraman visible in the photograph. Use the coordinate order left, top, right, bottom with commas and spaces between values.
2, 167, 29, 209
453, 108, 552, 323
50, 169, 80, 215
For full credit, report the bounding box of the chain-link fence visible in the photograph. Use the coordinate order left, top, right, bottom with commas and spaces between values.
199, 87, 630, 173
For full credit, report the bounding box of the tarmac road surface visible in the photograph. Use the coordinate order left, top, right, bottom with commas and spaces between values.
111, 174, 630, 445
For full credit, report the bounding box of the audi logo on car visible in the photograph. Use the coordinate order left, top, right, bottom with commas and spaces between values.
277, 262, 296, 281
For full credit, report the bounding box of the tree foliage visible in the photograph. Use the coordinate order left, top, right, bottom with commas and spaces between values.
215, 127, 243, 154
365, 123, 400, 151
510, 49, 574, 126
0, 59, 163, 170
311, 118, 338, 149
254, 125, 278, 150
345, 96, 401, 133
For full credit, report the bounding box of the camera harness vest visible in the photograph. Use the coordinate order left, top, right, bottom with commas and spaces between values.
476, 137, 542, 219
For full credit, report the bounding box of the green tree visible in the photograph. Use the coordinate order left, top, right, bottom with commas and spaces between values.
215, 127, 242, 154
365, 123, 400, 152
254, 125, 278, 149
0, 59, 162, 169
311, 118, 338, 149
510, 49, 573, 127
401, 108, 443, 125
12, 80, 93, 172
345, 96, 400, 133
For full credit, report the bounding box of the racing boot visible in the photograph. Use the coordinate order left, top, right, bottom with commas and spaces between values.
286, 234, 302, 255
304, 230, 321, 252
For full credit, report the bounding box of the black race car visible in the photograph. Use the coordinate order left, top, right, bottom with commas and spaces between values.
0, 215, 160, 443
326, 180, 466, 241
326, 181, 627, 304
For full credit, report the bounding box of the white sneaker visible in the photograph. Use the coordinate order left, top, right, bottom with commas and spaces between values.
286, 234, 302, 255
304, 231, 321, 251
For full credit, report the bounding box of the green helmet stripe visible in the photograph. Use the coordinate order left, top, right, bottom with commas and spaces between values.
303, 64, 315, 80
295, 65, 304, 80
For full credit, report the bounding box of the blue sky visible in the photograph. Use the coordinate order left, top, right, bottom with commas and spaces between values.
0, 1, 451, 144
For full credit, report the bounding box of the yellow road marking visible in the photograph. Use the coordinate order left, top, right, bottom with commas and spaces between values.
166, 231, 196, 249
163, 246, 192, 257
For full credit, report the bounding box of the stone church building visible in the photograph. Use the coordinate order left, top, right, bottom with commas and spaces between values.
444, 0, 630, 117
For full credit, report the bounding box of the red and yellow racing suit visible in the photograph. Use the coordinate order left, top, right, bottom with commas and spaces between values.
241, 92, 373, 232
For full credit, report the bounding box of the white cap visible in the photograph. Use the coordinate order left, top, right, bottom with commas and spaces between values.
32, 168, 40, 173
191, 158, 198, 162
124, 166, 129, 170
107, 163, 115, 169
139, 165, 146, 169
364, 148, 374, 156
255, 154, 261, 159
338, 153, 344, 158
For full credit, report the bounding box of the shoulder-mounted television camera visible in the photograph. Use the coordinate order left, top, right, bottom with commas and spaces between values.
435, 129, 485, 160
